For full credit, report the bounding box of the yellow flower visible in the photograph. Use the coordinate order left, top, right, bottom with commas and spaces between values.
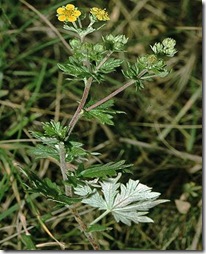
90, 7, 110, 21
56, 4, 81, 22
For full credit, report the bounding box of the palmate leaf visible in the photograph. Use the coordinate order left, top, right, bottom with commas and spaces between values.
75, 174, 169, 226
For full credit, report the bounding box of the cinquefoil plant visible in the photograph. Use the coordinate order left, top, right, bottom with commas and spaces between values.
21, 4, 177, 250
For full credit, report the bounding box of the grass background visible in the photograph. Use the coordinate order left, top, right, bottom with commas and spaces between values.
0, 0, 202, 250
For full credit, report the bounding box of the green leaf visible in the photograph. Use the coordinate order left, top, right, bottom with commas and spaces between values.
29, 144, 59, 161
78, 160, 132, 178
42, 121, 68, 140
84, 100, 125, 125
102, 34, 128, 51
84, 109, 114, 125
98, 58, 123, 74
65, 141, 88, 163
30, 131, 58, 144
0, 203, 20, 222
65, 175, 84, 187
21, 168, 82, 206
87, 224, 111, 233
0, 174, 9, 202
30, 121, 68, 144
122, 61, 141, 80
57, 60, 91, 80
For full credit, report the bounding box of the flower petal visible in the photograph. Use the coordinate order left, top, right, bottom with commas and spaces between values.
90, 7, 99, 14
58, 15, 66, 21
67, 16, 77, 22
66, 4, 75, 10
57, 7, 65, 14
73, 10, 81, 17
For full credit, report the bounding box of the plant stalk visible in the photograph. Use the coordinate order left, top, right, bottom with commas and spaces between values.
85, 79, 135, 112
86, 69, 148, 112
66, 77, 93, 138
94, 51, 113, 72
70, 206, 100, 250
90, 210, 110, 226
58, 142, 100, 250
66, 51, 114, 139
59, 142, 72, 197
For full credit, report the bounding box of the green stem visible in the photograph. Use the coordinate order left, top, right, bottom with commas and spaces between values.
77, 18, 82, 28
90, 210, 111, 225
72, 21, 78, 29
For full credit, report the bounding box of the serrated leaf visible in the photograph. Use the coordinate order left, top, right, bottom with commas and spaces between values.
30, 131, 58, 144
65, 175, 84, 187
84, 109, 114, 125
84, 99, 125, 125
57, 61, 91, 80
65, 141, 88, 162
21, 168, 82, 206
74, 184, 93, 196
98, 58, 123, 74
29, 144, 59, 161
42, 121, 68, 140
76, 173, 169, 226
78, 160, 132, 178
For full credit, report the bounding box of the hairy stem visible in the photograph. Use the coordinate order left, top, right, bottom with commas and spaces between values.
94, 51, 113, 72
70, 206, 100, 250
85, 79, 135, 112
58, 142, 100, 250
66, 77, 93, 138
59, 142, 72, 196
85, 69, 148, 112
66, 51, 114, 139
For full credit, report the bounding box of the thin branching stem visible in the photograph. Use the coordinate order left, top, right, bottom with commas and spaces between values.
94, 51, 113, 72
86, 79, 135, 111
66, 77, 93, 138
66, 51, 114, 139
85, 69, 148, 112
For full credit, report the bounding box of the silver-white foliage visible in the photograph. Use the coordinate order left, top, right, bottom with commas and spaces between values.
74, 174, 169, 226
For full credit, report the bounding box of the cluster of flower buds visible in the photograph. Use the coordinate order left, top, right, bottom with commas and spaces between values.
150, 38, 177, 57
102, 35, 128, 51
